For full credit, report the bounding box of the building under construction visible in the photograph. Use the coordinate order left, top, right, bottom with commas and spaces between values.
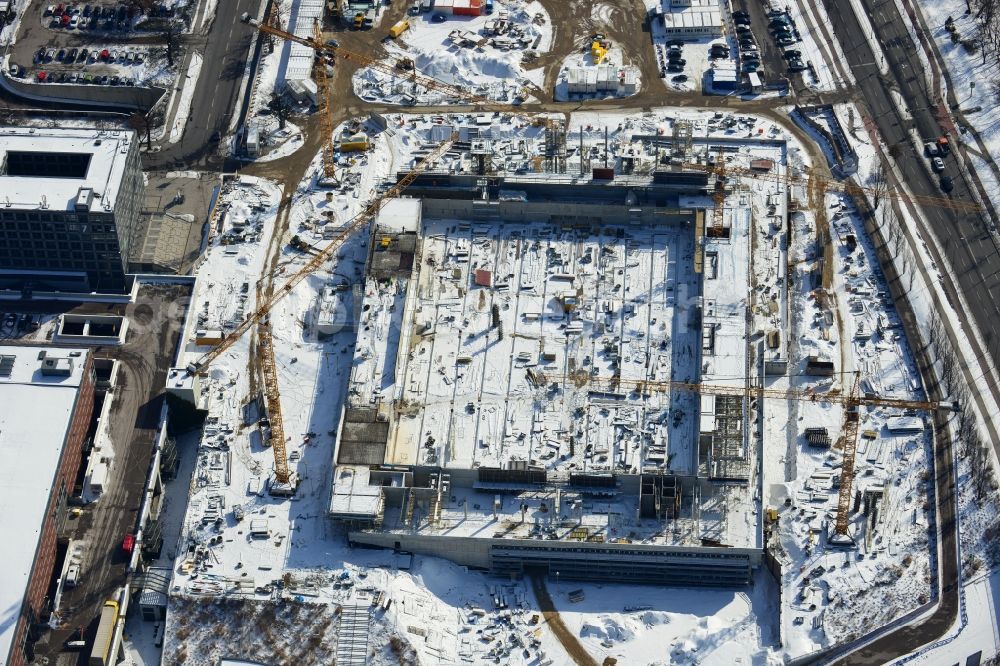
328, 169, 766, 586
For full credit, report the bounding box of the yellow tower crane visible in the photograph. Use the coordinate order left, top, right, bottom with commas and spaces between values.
188, 136, 459, 490
312, 19, 337, 180
576, 374, 955, 537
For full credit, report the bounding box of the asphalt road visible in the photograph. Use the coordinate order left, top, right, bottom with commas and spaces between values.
821, 0, 993, 661
829, 0, 1000, 367
27, 284, 189, 665
144, 0, 259, 170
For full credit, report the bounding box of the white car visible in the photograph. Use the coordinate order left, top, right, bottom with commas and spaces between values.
931, 157, 945, 173
924, 141, 939, 157
69, 15, 79, 29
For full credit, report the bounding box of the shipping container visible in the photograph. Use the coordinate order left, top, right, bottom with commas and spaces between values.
89, 601, 119, 666
453, 0, 482, 16
592, 167, 615, 180
389, 19, 410, 37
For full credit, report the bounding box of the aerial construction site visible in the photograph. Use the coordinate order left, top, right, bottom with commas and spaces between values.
6, 0, 998, 665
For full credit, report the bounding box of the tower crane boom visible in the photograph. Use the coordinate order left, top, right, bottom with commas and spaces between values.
186, 133, 459, 376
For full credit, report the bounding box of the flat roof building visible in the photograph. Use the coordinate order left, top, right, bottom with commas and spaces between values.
0, 127, 144, 293
660, 0, 722, 38
0, 345, 95, 666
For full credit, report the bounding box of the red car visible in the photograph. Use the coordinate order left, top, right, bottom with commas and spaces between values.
122, 533, 136, 554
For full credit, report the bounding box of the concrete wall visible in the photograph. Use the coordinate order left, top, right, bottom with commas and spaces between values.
10, 356, 95, 666
420, 199, 696, 227
0, 71, 165, 113
349, 528, 759, 585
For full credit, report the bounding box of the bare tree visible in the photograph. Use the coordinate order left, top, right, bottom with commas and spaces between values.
268, 93, 291, 130
128, 111, 153, 149
164, 21, 179, 67
867, 163, 890, 213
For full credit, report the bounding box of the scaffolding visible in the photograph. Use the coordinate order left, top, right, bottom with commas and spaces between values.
544, 118, 567, 174
698, 394, 750, 481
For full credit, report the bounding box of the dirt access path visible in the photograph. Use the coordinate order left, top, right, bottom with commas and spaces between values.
530, 574, 598, 666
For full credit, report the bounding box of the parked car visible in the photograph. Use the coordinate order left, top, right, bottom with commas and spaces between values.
432, 12, 446, 22
67, 47, 78, 61
8, 63, 20, 77
56, 48, 66, 61
940, 175, 954, 193
783, 49, 801, 59
672, 74, 688, 82
924, 141, 940, 157
44, 5, 56, 17
733, 9, 749, 19
667, 63, 684, 72
931, 157, 945, 172
788, 59, 807, 72
777, 36, 796, 46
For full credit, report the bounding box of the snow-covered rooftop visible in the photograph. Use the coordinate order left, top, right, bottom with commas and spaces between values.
0, 127, 136, 211
0, 345, 90, 662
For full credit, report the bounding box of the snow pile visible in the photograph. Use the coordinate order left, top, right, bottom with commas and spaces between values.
546, 578, 777, 664
579, 617, 637, 644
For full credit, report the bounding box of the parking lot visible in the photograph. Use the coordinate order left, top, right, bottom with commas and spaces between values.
6, 1, 178, 87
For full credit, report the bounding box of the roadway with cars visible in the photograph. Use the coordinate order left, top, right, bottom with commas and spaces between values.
143, 0, 259, 170
822, 0, 1000, 661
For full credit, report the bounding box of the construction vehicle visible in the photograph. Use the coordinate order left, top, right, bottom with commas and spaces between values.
240, 13, 489, 104
89, 599, 119, 666
591, 40, 608, 64
390, 19, 410, 38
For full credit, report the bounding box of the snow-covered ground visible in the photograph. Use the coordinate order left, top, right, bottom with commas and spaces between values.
153, 105, 955, 664
353, 0, 551, 105
543, 573, 779, 664
916, 0, 1000, 203
168, 51, 202, 144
